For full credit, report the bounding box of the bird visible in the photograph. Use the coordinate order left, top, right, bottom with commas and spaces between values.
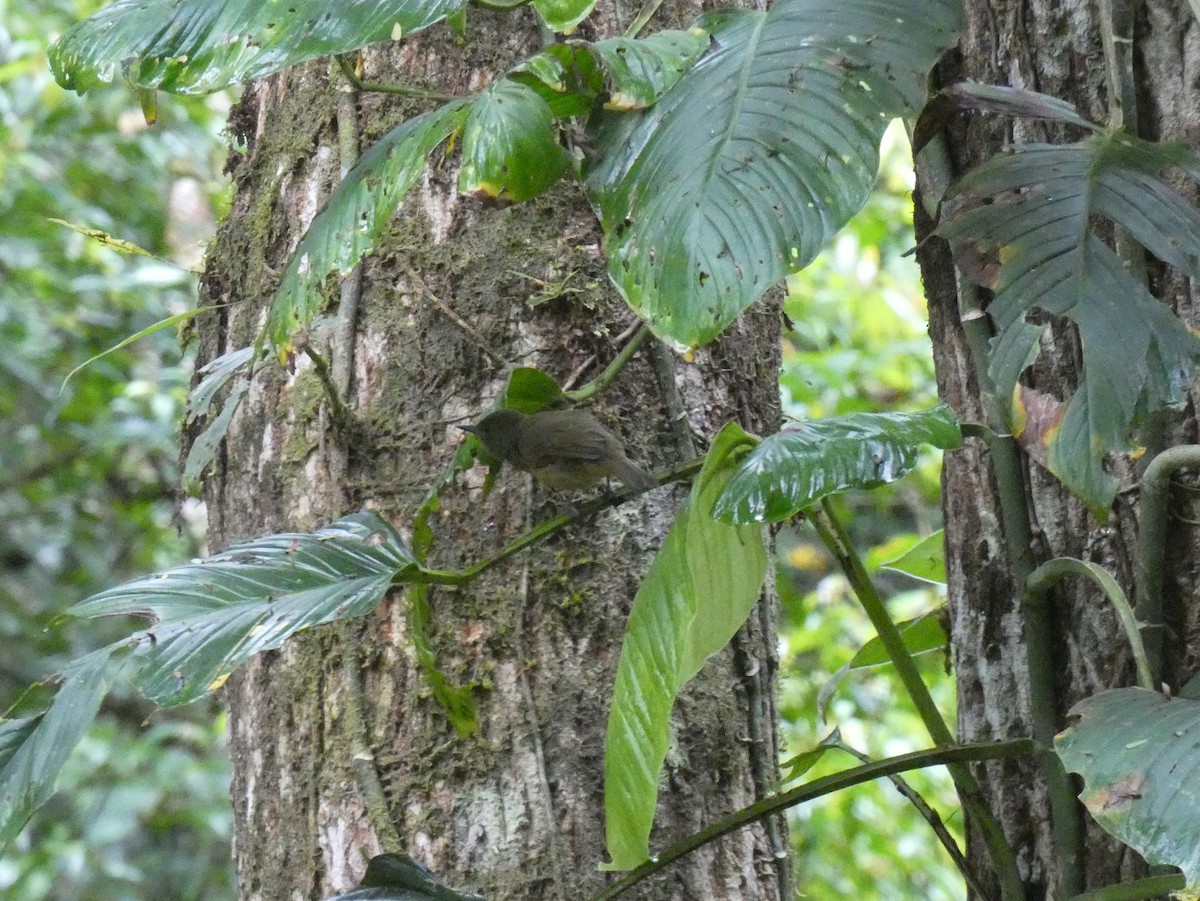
462, 408, 657, 492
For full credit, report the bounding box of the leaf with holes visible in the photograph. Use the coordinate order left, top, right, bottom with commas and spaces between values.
458, 80, 570, 204
713, 405, 961, 524
70, 513, 416, 706
585, 0, 963, 349
1056, 688, 1200, 891
267, 102, 468, 346
50, 0, 466, 95
938, 135, 1200, 512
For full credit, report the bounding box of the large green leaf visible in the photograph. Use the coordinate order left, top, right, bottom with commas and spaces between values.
584, 0, 963, 349
70, 513, 416, 705
603, 423, 767, 869
50, 0, 465, 96
938, 134, 1200, 511
1056, 689, 1200, 890
713, 405, 961, 524
0, 649, 126, 849
458, 80, 570, 203
267, 102, 469, 346
531, 0, 596, 35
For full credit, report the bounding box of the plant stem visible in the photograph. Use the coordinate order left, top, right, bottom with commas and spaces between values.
1135, 445, 1200, 684
1066, 874, 1186, 901
1026, 557, 1153, 690
335, 55, 461, 103
589, 739, 1034, 901
565, 325, 651, 403
810, 499, 1024, 901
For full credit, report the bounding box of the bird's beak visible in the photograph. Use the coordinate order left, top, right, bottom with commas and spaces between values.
459, 424, 478, 434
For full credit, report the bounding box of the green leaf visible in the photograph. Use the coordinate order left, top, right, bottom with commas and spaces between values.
345, 853, 485, 900
879, 530, 947, 584
591, 30, 710, 111
531, 0, 596, 34
603, 423, 766, 870
186, 346, 258, 424
512, 30, 708, 115
409, 585, 478, 738
268, 102, 468, 346
61, 304, 223, 393
1056, 688, 1200, 891
183, 377, 250, 494
50, 0, 466, 96
912, 83, 1099, 155
458, 80, 570, 203
70, 513, 415, 706
713, 405, 962, 524
938, 134, 1200, 512
0, 649, 127, 849
849, 610, 947, 668
584, 0, 963, 349
501, 367, 565, 412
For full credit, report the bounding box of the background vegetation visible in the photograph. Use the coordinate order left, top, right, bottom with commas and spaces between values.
1, 7, 957, 898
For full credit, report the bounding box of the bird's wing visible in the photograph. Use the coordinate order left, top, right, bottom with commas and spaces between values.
519, 420, 610, 467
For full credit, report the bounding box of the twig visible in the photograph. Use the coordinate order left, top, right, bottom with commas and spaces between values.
335, 55, 461, 103
566, 324, 650, 401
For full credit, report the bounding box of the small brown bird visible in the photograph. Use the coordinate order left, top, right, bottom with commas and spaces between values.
462, 408, 657, 492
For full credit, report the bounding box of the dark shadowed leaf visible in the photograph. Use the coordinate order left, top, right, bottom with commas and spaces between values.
912, 83, 1099, 154
1056, 689, 1200, 891
585, 0, 962, 349
0, 649, 128, 849
714, 406, 961, 524
604, 423, 766, 869
70, 513, 415, 706
938, 135, 1200, 511
51, 0, 466, 95
322, 852, 484, 900
268, 102, 469, 346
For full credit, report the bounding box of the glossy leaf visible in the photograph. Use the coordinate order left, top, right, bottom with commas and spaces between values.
501, 367, 566, 412
50, 0, 465, 96
713, 405, 962, 524
939, 134, 1200, 512
514, 30, 708, 115
1056, 688, 1200, 890
0, 649, 126, 848
268, 102, 469, 346
70, 513, 416, 706
604, 423, 766, 869
585, 0, 963, 349
458, 80, 570, 203
531, 0, 596, 34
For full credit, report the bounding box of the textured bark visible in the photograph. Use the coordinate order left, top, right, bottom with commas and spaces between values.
915, 0, 1200, 897
194, 4, 787, 900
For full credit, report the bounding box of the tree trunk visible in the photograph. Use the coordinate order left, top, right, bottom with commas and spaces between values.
916, 0, 1200, 897
194, 4, 787, 899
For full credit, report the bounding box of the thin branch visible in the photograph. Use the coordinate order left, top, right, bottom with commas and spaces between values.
565, 325, 651, 402
589, 739, 1034, 901
335, 55, 462, 103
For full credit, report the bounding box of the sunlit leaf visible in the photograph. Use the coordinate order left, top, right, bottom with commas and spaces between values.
50, 0, 466, 95
849, 610, 947, 668
938, 134, 1200, 512
879, 531, 946, 584
585, 0, 963, 349
603, 423, 766, 869
458, 80, 570, 203
713, 405, 962, 524
531, 0, 596, 34
501, 367, 565, 412
268, 102, 468, 346
1056, 688, 1200, 891
70, 513, 415, 706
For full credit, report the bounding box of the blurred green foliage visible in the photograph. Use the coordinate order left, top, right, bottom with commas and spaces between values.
779, 123, 963, 900
0, 1, 233, 897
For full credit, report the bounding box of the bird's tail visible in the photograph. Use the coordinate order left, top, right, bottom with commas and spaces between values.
614, 456, 658, 492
